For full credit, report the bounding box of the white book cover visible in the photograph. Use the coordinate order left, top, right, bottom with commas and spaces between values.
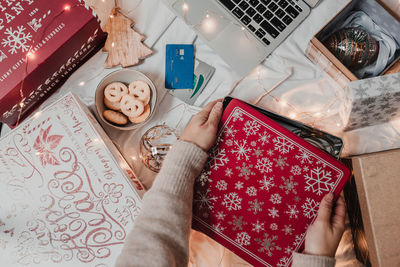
0, 93, 144, 266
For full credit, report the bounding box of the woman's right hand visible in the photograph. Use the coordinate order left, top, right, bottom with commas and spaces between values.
303, 193, 346, 257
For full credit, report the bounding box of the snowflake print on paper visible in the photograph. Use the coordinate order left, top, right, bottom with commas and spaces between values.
197, 170, 212, 186
231, 140, 251, 161
213, 223, 226, 233
279, 176, 298, 195
251, 141, 257, 147
296, 149, 313, 164
235, 232, 251, 246
225, 168, 233, 177
258, 131, 271, 145
228, 215, 247, 231
281, 224, 294, 235
267, 149, 274, 156
33, 125, 63, 167
222, 192, 242, 211
304, 167, 333, 195
216, 180, 228, 191
270, 223, 278, 231
255, 233, 282, 257
236, 162, 255, 180
246, 186, 257, 196
223, 125, 238, 138
2, 26, 33, 54
252, 220, 265, 233
208, 147, 229, 170
269, 193, 282, 204
285, 204, 299, 219
268, 207, 279, 218
248, 199, 264, 215
273, 136, 294, 154
216, 211, 226, 220
259, 176, 275, 191
277, 257, 290, 267
194, 189, 218, 210
290, 165, 302, 176
243, 120, 261, 136
255, 157, 273, 174
302, 198, 320, 219
235, 181, 244, 190
273, 155, 289, 170
232, 108, 244, 121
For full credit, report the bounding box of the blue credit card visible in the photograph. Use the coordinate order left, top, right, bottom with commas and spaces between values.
165, 44, 194, 89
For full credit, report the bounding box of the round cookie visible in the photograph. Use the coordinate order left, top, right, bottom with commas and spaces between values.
128, 81, 151, 104
104, 97, 121, 111
103, 110, 128, 125
104, 82, 128, 103
120, 95, 144, 118
129, 104, 151, 124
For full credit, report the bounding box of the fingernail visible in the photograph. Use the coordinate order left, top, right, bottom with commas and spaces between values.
326, 193, 334, 202
215, 102, 223, 111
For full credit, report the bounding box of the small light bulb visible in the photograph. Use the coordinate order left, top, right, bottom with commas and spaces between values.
111, 42, 115, 47
280, 101, 287, 107
64, 5, 71, 11
289, 112, 297, 119
315, 112, 322, 117
27, 51, 35, 59
79, 81, 85, 86
110, 15, 114, 18
336, 122, 341, 127
206, 14, 210, 18
241, 27, 245, 31
182, 3, 189, 11
19, 102, 24, 108
33, 111, 42, 119
131, 156, 137, 161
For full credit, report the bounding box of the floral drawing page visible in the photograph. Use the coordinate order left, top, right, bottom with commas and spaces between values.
0, 94, 142, 266
192, 99, 350, 267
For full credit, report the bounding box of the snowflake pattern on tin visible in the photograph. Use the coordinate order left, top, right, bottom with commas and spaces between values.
252, 220, 265, 233
246, 186, 257, 196
248, 199, 264, 215
192, 105, 347, 267
231, 140, 251, 161
243, 121, 261, 136
259, 176, 275, 191
273, 137, 294, 154
301, 198, 320, 219
255, 233, 282, 257
236, 232, 251, 246
255, 157, 273, 174
222, 193, 242, 211
304, 167, 333, 196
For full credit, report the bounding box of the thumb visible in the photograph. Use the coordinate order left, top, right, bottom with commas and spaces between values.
207, 102, 223, 128
316, 193, 334, 223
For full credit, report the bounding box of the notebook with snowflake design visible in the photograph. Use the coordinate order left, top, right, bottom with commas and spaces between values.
192, 99, 351, 267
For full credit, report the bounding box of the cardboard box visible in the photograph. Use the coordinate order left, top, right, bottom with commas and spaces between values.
306, 0, 400, 87
0, 92, 145, 266
352, 150, 400, 267
0, 0, 106, 127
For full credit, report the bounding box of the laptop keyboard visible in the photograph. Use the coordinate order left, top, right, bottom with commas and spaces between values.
217, 0, 303, 45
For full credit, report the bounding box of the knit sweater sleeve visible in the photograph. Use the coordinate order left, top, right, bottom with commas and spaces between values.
115, 140, 208, 267
292, 252, 336, 267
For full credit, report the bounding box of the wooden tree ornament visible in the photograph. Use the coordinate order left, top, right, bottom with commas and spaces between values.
103, 7, 153, 68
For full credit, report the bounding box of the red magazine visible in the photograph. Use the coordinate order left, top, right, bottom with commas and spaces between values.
192, 99, 351, 267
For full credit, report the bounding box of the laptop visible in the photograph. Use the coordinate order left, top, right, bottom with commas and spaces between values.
162, 0, 322, 76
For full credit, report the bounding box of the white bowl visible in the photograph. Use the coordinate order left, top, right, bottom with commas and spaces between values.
95, 69, 157, 130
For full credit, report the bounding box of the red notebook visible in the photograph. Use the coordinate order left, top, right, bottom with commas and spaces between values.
192, 99, 351, 267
